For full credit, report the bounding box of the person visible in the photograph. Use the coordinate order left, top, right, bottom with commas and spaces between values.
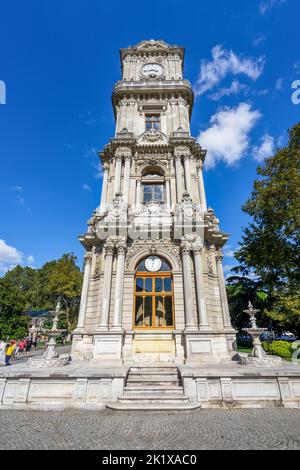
25, 337, 32, 356
5, 341, 16, 366
17, 339, 26, 358
0, 340, 7, 365
32, 336, 38, 351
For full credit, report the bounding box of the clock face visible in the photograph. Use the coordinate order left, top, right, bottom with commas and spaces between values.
142, 63, 163, 78
145, 256, 162, 272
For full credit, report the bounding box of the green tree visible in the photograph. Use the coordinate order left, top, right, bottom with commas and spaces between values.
0, 266, 36, 339
234, 122, 300, 334
0, 253, 83, 339
236, 123, 300, 288
226, 275, 271, 330
37, 253, 83, 331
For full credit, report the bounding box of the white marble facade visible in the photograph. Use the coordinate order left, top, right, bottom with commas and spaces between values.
71, 40, 237, 365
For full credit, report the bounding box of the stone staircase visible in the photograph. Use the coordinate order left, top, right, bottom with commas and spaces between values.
107, 365, 201, 410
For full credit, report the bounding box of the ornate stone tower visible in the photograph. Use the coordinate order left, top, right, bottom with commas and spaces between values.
72, 40, 236, 365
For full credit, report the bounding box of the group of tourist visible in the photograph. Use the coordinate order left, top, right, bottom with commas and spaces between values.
0, 335, 39, 366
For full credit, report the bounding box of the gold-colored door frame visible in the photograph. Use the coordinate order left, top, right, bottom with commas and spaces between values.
133, 272, 175, 329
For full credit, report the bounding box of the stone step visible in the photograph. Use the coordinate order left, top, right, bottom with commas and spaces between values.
125, 387, 184, 394
130, 366, 178, 374
127, 374, 180, 381
126, 381, 181, 387
118, 395, 189, 403
107, 402, 202, 411
128, 370, 179, 376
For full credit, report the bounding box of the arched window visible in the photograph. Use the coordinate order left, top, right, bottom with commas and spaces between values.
134, 256, 174, 328
142, 170, 165, 204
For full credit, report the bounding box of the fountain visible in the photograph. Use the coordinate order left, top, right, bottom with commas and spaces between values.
28, 301, 71, 368
238, 301, 282, 367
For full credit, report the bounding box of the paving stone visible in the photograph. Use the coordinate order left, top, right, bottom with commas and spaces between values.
0, 408, 299, 450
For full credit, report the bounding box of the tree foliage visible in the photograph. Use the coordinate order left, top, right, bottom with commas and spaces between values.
232, 123, 300, 334
0, 253, 83, 339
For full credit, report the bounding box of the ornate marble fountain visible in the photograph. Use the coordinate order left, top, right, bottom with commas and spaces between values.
238, 301, 282, 367
28, 301, 71, 368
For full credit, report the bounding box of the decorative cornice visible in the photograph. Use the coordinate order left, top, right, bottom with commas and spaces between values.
137, 130, 168, 145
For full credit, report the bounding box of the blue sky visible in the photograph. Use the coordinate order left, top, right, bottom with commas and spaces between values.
0, 0, 299, 274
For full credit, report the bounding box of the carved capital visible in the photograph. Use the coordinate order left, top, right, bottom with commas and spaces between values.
192, 243, 203, 255
117, 244, 126, 256
196, 160, 204, 171
180, 241, 191, 255
174, 145, 190, 158
104, 244, 115, 256
102, 162, 110, 172
215, 250, 223, 263
115, 146, 132, 158
124, 155, 132, 163
84, 252, 93, 264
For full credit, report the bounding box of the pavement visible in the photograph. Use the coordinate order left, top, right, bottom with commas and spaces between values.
0, 408, 299, 450
0, 345, 71, 367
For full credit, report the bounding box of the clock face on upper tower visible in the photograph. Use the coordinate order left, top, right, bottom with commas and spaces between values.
142, 63, 163, 78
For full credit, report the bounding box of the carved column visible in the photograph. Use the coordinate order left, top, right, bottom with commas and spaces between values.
136, 179, 141, 207
166, 179, 171, 208
75, 251, 92, 331
175, 156, 183, 203
192, 244, 210, 329
183, 155, 192, 195
122, 156, 131, 204
181, 242, 197, 330
114, 156, 122, 195
196, 161, 207, 211
99, 163, 109, 213
98, 243, 114, 330
216, 250, 232, 328
112, 243, 126, 330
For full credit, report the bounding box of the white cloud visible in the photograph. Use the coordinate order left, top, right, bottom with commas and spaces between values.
197, 103, 261, 169
253, 88, 269, 96
253, 34, 266, 47
259, 0, 286, 15
84, 147, 97, 158
223, 246, 236, 258
16, 194, 30, 211
0, 240, 23, 273
293, 61, 300, 74
94, 162, 104, 180
194, 45, 265, 97
82, 184, 91, 191
275, 78, 284, 90
252, 134, 275, 161
0, 240, 36, 273
27, 255, 35, 264
209, 80, 249, 101
223, 264, 237, 279
10, 185, 23, 192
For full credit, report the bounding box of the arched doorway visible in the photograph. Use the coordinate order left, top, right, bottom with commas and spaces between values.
133, 256, 174, 329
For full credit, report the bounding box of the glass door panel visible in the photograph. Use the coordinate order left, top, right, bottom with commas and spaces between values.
164, 297, 173, 326
134, 274, 174, 329
135, 296, 143, 326
144, 297, 152, 326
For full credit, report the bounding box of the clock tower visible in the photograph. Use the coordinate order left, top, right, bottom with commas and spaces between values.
72, 40, 236, 365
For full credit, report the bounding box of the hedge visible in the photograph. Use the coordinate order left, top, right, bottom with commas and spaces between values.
262, 340, 292, 359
